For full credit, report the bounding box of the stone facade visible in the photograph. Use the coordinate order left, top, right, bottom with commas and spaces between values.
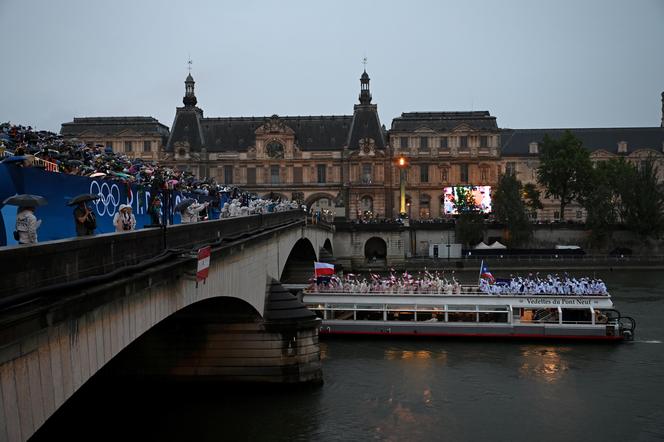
60, 116, 169, 161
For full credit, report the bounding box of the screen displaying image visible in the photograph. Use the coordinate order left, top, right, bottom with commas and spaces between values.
443, 186, 492, 214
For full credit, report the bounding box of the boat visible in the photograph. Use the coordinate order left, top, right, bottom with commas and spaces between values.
302, 284, 636, 341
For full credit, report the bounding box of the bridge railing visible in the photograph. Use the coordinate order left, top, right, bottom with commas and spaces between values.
0, 210, 306, 299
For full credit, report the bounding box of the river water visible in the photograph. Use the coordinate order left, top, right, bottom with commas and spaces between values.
33, 270, 664, 441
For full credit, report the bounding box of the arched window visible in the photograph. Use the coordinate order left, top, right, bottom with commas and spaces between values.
360, 195, 373, 219
419, 194, 431, 219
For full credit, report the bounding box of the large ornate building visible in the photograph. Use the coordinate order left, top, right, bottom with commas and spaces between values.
61, 74, 664, 222
162, 71, 390, 219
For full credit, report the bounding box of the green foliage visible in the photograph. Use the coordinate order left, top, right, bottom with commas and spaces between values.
455, 211, 484, 247
579, 161, 621, 245
616, 158, 664, 238
537, 131, 593, 220
493, 173, 532, 246
522, 183, 543, 214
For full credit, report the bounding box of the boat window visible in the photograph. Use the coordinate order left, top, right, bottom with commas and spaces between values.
387, 311, 415, 322
355, 304, 383, 311
478, 306, 509, 312
447, 305, 476, 311
355, 310, 383, 321
386, 305, 416, 312
328, 303, 355, 310
478, 312, 509, 323
561, 308, 592, 324
330, 310, 354, 320
447, 312, 478, 322
520, 308, 559, 323
416, 305, 446, 312
416, 312, 442, 322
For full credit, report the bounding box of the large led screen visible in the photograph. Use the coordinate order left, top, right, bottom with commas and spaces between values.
443, 186, 492, 214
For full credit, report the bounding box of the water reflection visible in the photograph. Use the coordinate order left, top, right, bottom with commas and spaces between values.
384, 348, 447, 362
519, 346, 571, 383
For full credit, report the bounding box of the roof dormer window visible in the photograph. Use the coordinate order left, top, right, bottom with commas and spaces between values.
529, 142, 539, 154
618, 141, 627, 153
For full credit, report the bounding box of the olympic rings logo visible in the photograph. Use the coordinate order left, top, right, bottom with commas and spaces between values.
89, 180, 121, 216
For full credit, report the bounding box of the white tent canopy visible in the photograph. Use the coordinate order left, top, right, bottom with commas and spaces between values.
488, 241, 507, 249
474, 242, 491, 249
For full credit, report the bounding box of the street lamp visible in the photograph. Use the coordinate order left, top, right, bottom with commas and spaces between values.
396, 156, 409, 218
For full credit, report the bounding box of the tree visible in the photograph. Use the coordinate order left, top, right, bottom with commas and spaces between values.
536, 131, 592, 220
493, 173, 532, 246
579, 160, 622, 245
522, 183, 543, 216
454, 187, 484, 247
617, 157, 664, 238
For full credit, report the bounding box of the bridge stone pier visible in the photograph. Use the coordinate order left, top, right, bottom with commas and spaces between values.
0, 211, 332, 442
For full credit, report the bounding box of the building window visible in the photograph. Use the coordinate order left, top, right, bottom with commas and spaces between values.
529, 142, 539, 154
506, 162, 516, 176
143, 140, 152, 153
460, 164, 469, 183
362, 164, 372, 184
480, 168, 488, 182
124, 141, 132, 152
293, 167, 303, 184
224, 165, 234, 184
360, 196, 373, 214
105, 141, 112, 150
270, 165, 280, 184
480, 136, 488, 148
554, 211, 561, 220
419, 195, 431, 219
441, 168, 449, 182
247, 167, 256, 184
317, 164, 327, 184
420, 137, 429, 151
440, 137, 448, 149
576, 210, 583, 219
459, 136, 468, 149
400, 137, 408, 149
420, 164, 429, 183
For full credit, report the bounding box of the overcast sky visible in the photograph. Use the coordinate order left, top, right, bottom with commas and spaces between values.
1, 0, 663, 133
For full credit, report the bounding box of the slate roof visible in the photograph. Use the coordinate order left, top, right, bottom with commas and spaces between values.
500, 127, 664, 156
390, 111, 499, 132
166, 113, 355, 152
347, 105, 386, 150
60, 117, 169, 138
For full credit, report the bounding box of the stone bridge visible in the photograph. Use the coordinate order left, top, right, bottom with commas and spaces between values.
0, 211, 333, 441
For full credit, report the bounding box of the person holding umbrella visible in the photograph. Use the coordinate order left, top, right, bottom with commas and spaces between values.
15, 206, 41, 244
2, 194, 47, 245
68, 194, 99, 236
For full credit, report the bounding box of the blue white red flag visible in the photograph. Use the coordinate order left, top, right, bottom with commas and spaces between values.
314, 262, 335, 277
480, 261, 495, 283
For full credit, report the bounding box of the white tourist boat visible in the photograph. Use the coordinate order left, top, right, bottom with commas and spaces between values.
302, 285, 636, 341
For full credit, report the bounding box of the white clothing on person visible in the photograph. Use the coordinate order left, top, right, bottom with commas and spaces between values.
181, 202, 208, 223
16, 208, 41, 244
113, 204, 137, 232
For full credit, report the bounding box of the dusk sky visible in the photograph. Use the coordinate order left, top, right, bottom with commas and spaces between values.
1, 0, 663, 132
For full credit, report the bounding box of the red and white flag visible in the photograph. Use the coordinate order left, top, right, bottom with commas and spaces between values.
314, 262, 335, 277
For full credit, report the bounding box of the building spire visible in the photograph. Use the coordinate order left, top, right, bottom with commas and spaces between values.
183, 58, 197, 107
359, 58, 372, 105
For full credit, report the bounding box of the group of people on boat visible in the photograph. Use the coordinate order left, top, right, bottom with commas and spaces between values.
312, 271, 463, 294
479, 274, 608, 296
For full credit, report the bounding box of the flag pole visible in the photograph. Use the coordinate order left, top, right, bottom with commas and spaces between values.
478, 259, 483, 285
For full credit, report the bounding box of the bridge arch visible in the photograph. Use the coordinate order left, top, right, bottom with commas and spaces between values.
280, 237, 318, 283
323, 238, 333, 255
364, 236, 387, 260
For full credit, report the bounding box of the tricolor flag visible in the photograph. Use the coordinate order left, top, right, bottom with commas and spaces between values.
479, 260, 495, 283
314, 262, 335, 278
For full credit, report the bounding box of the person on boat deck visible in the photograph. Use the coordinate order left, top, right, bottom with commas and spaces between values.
74, 202, 96, 236
15, 206, 41, 244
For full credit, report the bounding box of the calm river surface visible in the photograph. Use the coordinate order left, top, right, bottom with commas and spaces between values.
34, 270, 664, 441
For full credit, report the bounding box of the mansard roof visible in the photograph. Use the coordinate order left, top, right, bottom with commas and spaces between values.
500, 127, 664, 156
166, 113, 354, 152
347, 104, 386, 150
390, 111, 499, 132
60, 117, 169, 138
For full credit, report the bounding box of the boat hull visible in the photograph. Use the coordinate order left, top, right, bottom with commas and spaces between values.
318, 321, 623, 341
